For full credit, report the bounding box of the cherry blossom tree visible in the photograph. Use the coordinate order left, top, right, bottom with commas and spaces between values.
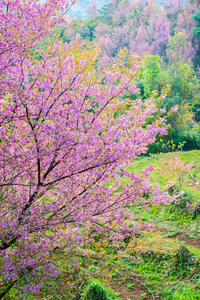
151, 19, 171, 57
87, 0, 99, 17
0, 0, 174, 297
130, 24, 149, 55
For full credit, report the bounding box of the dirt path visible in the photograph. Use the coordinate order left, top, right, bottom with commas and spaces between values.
167, 232, 200, 248
109, 230, 200, 300
110, 278, 158, 300
135, 214, 200, 249
155, 226, 200, 249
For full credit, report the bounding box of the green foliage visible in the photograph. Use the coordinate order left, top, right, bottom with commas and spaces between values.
68, 17, 99, 42
128, 150, 200, 221
80, 279, 120, 300
82, 282, 107, 300
192, 8, 200, 35
139, 55, 162, 95
127, 283, 135, 290
192, 8, 200, 67
131, 248, 200, 299
149, 202, 194, 224
163, 286, 200, 299
125, 150, 200, 299
80, 17, 99, 41
161, 61, 199, 148
165, 231, 179, 238
98, 3, 115, 25
149, 129, 200, 153
166, 32, 191, 64
137, 54, 199, 152
176, 190, 194, 210
140, 293, 147, 299
176, 246, 193, 265
164, 60, 199, 103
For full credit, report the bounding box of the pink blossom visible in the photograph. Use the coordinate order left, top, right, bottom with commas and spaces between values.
171, 105, 179, 112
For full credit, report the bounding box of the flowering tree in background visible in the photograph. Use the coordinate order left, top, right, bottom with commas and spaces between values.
167, 32, 197, 63
130, 25, 149, 55
151, 19, 170, 57
87, 0, 99, 17
67, 0, 200, 67
0, 0, 174, 298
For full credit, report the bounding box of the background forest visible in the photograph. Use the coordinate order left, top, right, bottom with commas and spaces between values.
65, 0, 200, 153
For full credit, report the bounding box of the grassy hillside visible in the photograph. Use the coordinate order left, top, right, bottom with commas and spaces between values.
101, 151, 200, 299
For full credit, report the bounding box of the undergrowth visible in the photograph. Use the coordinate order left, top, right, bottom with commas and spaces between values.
80, 279, 120, 300
125, 246, 200, 299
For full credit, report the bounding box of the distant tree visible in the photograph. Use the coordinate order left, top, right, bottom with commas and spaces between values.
192, 7, 200, 66
130, 24, 149, 55
88, 0, 99, 17
97, 34, 116, 57
167, 32, 196, 63
98, 2, 115, 25
151, 19, 171, 57
139, 55, 162, 94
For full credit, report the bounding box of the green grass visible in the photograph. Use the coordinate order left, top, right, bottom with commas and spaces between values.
80, 279, 121, 300
187, 246, 200, 259
120, 150, 200, 299
162, 285, 200, 300
165, 231, 179, 238
126, 150, 200, 234
125, 248, 200, 299
128, 150, 200, 195
77, 150, 200, 299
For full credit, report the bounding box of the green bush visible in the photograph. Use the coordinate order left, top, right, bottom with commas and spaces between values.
84, 283, 107, 300
148, 130, 200, 154
163, 286, 200, 300
80, 279, 120, 300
